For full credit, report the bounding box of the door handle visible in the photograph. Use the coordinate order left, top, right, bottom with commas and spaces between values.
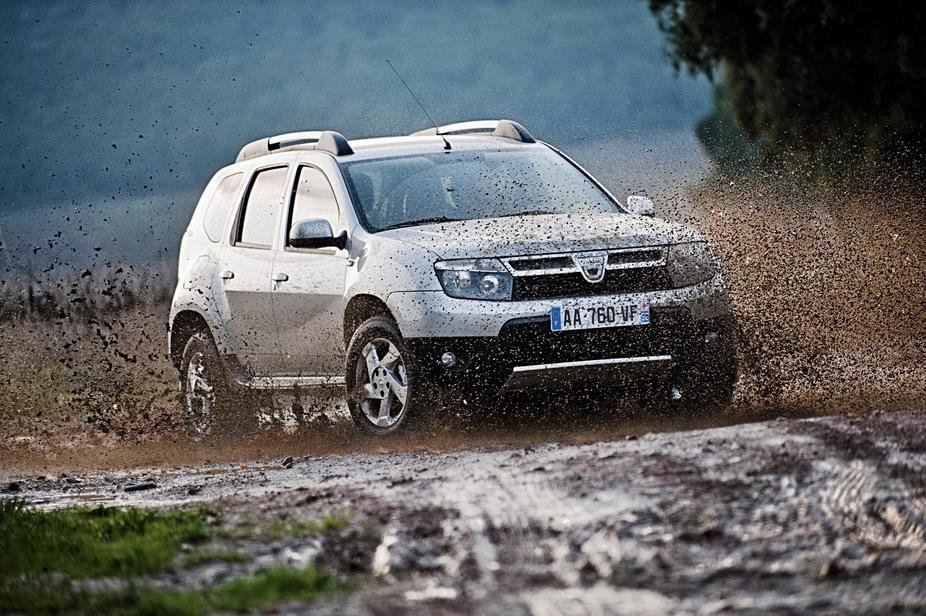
220, 270, 234, 280
272, 272, 289, 283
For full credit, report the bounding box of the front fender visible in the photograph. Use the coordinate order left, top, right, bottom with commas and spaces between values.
344, 233, 442, 303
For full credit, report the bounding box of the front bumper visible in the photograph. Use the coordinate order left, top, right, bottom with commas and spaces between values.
405, 307, 735, 395
389, 274, 734, 395
387, 274, 730, 338
498, 355, 674, 393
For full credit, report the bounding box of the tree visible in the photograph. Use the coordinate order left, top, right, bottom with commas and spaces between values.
650, 1, 926, 178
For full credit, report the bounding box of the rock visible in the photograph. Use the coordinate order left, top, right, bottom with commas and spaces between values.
818, 557, 846, 580
281, 456, 294, 469
124, 482, 157, 492
7, 482, 21, 493
187, 485, 202, 495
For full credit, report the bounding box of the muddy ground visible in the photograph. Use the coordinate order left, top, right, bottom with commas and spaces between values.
3, 409, 925, 614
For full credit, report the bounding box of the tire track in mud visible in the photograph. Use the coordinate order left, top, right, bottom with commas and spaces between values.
7, 410, 926, 614
798, 415, 926, 557
420, 444, 651, 599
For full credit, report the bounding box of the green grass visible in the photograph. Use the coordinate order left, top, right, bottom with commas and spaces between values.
3, 567, 345, 615
0, 499, 348, 614
207, 567, 345, 611
223, 514, 349, 541
264, 514, 350, 540
2, 582, 208, 616
0, 498, 213, 579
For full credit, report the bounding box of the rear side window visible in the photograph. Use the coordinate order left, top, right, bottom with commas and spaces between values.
202, 173, 243, 242
288, 166, 341, 241
236, 166, 288, 248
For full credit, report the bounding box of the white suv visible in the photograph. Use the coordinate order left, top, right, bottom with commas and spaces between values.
169, 120, 736, 436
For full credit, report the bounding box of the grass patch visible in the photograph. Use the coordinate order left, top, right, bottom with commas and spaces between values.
3, 567, 345, 615
207, 566, 345, 611
223, 514, 349, 541
265, 515, 349, 540
0, 500, 348, 614
2, 582, 208, 616
0, 498, 212, 579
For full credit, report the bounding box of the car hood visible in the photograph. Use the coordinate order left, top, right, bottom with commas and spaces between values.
376, 212, 704, 259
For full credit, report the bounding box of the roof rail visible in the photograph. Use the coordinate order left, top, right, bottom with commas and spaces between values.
410, 119, 535, 143
235, 130, 353, 163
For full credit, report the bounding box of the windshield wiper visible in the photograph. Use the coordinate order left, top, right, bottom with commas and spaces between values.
494, 209, 557, 218
378, 216, 464, 231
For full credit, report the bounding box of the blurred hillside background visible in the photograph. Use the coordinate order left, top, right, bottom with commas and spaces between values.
0, 0, 711, 277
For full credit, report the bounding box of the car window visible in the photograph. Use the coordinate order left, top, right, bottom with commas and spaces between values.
203, 172, 243, 242
288, 166, 341, 244
236, 166, 288, 247
340, 148, 619, 232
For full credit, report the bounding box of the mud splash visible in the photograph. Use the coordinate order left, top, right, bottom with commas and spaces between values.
1, 177, 924, 471
665, 176, 926, 410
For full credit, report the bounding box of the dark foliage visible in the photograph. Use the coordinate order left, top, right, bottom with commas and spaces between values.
651, 1, 926, 178
695, 84, 763, 173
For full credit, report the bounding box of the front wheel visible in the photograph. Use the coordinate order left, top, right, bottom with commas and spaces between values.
345, 316, 422, 436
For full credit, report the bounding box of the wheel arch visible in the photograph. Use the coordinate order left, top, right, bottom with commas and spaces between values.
343, 294, 397, 346
169, 309, 212, 370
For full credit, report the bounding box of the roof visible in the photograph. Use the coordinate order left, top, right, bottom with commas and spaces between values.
234, 119, 538, 164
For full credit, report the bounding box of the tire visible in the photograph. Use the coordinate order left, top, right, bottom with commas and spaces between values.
640, 356, 737, 415
178, 331, 235, 440
639, 380, 679, 416
345, 316, 424, 436
687, 358, 737, 407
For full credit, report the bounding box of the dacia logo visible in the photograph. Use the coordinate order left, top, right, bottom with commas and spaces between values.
573, 252, 608, 283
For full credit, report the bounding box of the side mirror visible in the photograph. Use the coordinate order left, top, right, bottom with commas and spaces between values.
289, 218, 347, 250
626, 195, 655, 217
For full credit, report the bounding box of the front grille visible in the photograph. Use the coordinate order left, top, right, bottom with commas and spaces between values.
609, 248, 662, 265
512, 265, 674, 300
508, 256, 573, 271
504, 247, 674, 301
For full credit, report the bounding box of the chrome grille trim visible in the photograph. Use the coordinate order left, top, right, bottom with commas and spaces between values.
502, 247, 665, 277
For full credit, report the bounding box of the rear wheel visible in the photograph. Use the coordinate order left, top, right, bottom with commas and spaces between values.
179, 331, 234, 439
346, 316, 423, 436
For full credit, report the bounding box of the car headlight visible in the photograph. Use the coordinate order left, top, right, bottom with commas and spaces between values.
434, 258, 513, 301
667, 242, 717, 287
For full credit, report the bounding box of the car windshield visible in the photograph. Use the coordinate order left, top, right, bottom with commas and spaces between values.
339, 148, 620, 232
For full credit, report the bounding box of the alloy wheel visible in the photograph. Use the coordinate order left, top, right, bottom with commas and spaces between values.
184, 351, 215, 437
356, 338, 409, 428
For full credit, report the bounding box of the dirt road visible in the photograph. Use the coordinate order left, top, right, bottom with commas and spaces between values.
7, 408, 926, 614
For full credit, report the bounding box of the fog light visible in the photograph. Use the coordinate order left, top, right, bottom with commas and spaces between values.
440, 352, 457, 368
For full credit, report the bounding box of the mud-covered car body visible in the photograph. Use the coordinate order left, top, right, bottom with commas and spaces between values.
169, 120, 735, 434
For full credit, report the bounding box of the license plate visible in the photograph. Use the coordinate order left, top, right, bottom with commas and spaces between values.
550, 300, 650, 332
